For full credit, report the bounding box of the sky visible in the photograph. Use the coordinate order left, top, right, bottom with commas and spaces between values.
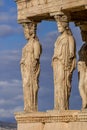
0, 0, 83, 123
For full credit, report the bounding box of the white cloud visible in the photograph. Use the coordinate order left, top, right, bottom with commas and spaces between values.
0, 94, 23, 107
0, 99, 16, 106
0, 109, 10, 118
0, 80, 23, 103
0, 50, 20, 61
13, 95, 23, 101
0, 50, 21, 73
43, 30, 58, 48
0, 50, 21, 83
0, 106, 23, 118
0, 11, 23, 37
0, 24, 23, 37
39, 85, 52, 96
41, 55, 51, 62
0, 80, 22, 88
0, 79, 23, 119
0, 50, 23, 119
13, 106, 23, 112
0, 25, 13, 36
0, 12, 15, 23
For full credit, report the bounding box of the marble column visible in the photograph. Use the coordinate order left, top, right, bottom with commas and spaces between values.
20, 21, 42, 112
52, 14, 76, 110
77, 23, 87, 109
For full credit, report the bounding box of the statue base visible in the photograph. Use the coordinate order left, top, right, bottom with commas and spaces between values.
15, 110, 87, 130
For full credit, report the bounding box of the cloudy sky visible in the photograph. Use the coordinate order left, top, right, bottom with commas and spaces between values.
0, 0, 83, 122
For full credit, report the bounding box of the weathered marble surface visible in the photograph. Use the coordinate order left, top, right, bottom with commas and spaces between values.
15, 110, 87, 130
20, 22, 42, 112
15, 0, 87, 22
52, 15, 76, 110
77, 24, 87, 110
15, 1, 87, 130
78, 43, 87, 109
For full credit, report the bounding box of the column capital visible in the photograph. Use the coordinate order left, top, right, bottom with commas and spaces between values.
53, 13, 71, 28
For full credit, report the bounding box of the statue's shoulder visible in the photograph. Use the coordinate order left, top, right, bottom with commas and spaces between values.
34, 38, 40, 45
68, 33, 74, 38
58, 34, 68, 43
22, 41, 31, 53
58, 33, 68, 41
34, 38, 42, 47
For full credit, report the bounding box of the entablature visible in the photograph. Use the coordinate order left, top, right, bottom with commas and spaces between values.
15, 0, 87, 23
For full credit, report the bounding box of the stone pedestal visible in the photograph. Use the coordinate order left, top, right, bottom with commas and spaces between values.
15, 110, 87, 130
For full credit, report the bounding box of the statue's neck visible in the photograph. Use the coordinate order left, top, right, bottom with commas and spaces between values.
61, 30, 67, 35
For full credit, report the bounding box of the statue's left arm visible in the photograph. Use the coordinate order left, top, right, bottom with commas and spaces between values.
69, 35, 76, 59
69, 35, 76, 72
34, 40, 41, 60
33, 40, 42, 75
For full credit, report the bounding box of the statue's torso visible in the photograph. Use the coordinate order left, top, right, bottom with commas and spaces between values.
53, 33, 70, 64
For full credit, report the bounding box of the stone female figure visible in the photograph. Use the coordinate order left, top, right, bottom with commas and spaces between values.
52, 15, 76, 110
20, 22, 42, 112
78, 43, 87, 109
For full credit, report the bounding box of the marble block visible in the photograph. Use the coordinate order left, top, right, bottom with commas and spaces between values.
15, 110, 87, 130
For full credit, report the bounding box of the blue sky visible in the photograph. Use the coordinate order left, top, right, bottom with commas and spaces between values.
0, 0, 83, 122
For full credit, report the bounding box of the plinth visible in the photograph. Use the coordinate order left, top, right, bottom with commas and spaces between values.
15, 110, 87, 130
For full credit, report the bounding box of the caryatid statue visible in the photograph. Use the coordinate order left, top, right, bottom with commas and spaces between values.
52, 15, 76, 110
20, 22, 42, 112
78, 25, 87, 109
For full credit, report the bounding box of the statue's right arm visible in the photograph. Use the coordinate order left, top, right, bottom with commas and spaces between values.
20, 48, 25, 65
34, 40, 42, 60
69, 35, 76, 59
32, 41, 41, 74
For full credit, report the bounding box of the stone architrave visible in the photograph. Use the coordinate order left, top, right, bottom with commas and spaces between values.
78, 24, 87, 109
15, 110, 87, 130
52, 15, 76, 110
20, 22, 42, 112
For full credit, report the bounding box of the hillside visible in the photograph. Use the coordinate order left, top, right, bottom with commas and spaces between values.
0, 122, 17, 130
